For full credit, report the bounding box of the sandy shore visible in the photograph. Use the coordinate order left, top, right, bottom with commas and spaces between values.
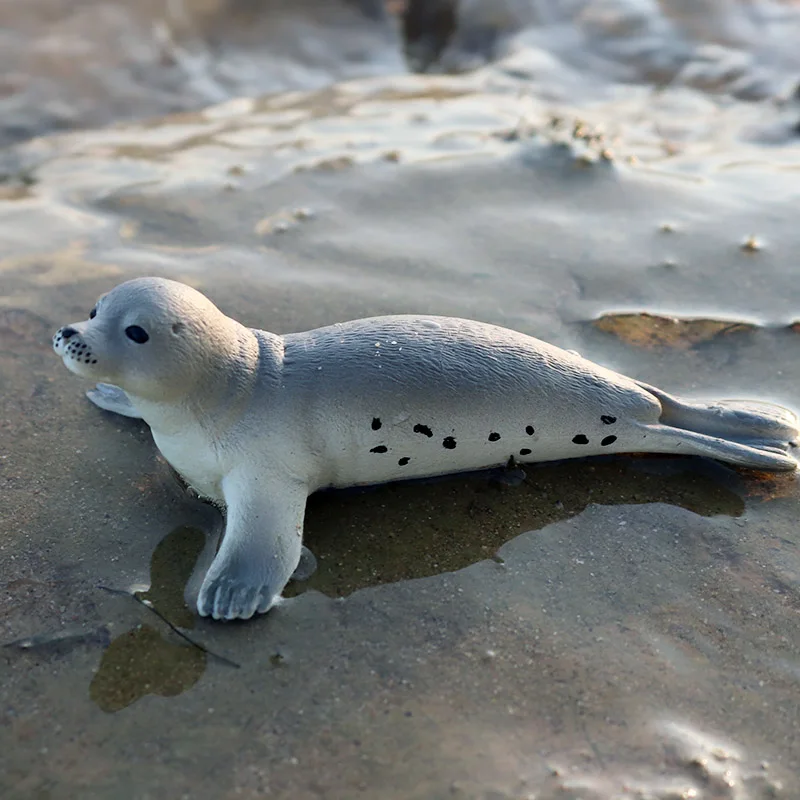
2, 3, 800, 798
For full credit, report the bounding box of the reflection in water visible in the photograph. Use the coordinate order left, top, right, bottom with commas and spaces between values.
292, 455, 744, 598
139, 525, 206, 629
87, 454, 748, 712
89, 624, 206, 713
90, 526, 206, 712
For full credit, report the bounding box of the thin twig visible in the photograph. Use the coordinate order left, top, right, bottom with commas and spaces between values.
97, 584, 241, 669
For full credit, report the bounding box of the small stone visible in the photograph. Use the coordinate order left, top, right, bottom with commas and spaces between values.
741, 235, 762, 252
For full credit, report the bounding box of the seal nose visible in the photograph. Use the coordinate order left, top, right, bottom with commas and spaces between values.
60, 327, 78, 340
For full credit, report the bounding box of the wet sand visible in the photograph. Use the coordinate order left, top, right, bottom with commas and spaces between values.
2, 2, 800, 798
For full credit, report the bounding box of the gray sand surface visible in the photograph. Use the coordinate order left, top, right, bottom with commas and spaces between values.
2, 2, 800, 798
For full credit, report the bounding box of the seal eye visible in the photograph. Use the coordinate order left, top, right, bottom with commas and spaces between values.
89, 308, 97, 319
125, 325, 149, 344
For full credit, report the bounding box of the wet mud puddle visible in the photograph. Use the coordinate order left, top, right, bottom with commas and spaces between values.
2, 1, 800, 798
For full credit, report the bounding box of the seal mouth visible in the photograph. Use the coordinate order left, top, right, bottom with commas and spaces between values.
53, 326, 98, 375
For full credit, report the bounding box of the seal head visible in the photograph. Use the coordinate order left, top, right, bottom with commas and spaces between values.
52, 277, 248, 403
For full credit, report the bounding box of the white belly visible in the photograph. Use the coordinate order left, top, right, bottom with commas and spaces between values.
152, 428, 224, 501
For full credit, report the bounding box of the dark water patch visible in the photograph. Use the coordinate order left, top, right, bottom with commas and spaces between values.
735, 469, 798, 504
89, 624, 206, 713
138, 525, 206, 629
88, 526, 225, 712
289, 455, 744, 599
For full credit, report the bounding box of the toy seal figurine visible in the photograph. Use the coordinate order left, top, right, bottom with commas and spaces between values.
53, 278, 798, 620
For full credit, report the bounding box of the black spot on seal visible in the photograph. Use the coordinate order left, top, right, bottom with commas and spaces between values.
442, 436, 457, 450
371, 417, 382, 431
525, 425, 535, 435
572, 434, 589, 445
519, 448, 531, 456
398, 457, 410, 466
488, 432, 501, 442
601, 415, 617, 425
370, 445, 388, 454
601, 435, 617, 447
413, 424, 433, 437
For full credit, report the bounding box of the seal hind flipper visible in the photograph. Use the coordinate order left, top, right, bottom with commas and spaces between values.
631, 422, 798, 471
291, 546, 318, 582
641, 423, 797, 471
86, 383, 143, 419
197, 471, 308, 621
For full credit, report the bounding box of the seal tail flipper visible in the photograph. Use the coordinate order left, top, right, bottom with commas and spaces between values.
634, 383, 799, 471
640, 383, 799, 444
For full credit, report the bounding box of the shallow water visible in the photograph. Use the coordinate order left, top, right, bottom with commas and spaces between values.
2, 1, 800, 798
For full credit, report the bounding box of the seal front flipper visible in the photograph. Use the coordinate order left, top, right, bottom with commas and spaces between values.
86, 383, 143, 419
197, 471, 308, 621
